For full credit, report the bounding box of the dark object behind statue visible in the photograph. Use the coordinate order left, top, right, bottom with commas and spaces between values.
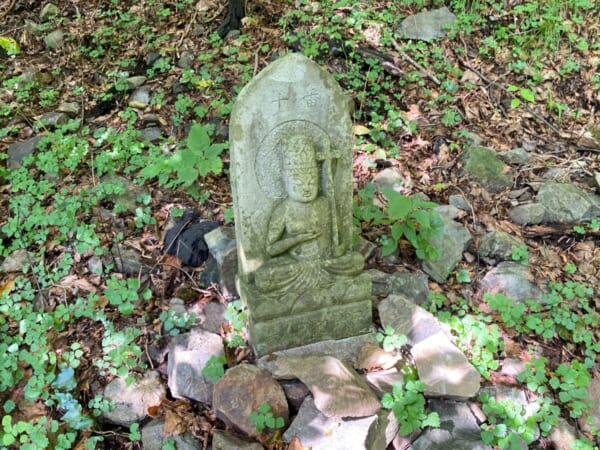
163, 211, 219, 267
217, 0, 245, 38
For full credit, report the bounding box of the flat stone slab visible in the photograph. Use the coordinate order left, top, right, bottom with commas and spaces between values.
479, 261, 544, 302
272, 355, 380, 418
412, 332, 481, 399
411, 400, 491, 450
256, 332, 377, 376
378, 294, 450, 345
213, 364, 288, 438
282, 396, 377, 449
167, 328, 224, 404
396, 7, 456, 41
101, 371, 166, 426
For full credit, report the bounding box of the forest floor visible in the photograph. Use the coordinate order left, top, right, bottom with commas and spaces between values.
1, 0, 599, 449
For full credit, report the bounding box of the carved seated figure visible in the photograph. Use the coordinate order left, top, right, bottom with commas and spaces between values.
253, 134, 364, 295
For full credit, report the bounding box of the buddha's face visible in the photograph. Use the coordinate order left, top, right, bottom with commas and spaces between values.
285, 166, 318, 202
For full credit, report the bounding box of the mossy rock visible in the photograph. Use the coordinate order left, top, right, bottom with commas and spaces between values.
462, 145, 514, 192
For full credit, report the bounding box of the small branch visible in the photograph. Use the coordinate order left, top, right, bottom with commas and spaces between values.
457, 58, 561, 136
390, 38, 441, 86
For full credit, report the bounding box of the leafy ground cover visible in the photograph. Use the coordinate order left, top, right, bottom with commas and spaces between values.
1, 0, 599, 448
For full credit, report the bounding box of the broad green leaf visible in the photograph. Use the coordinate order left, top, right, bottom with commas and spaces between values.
384, 190, 411, 220
0, 37, 20, 55
510, 98, 521, 109
187, 123, 210, 151
520, 88, 535, 102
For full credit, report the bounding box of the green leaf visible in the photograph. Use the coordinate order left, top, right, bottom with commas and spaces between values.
510, 98, 521, 109
0, 37, 21, 55
187, 123, 210, 151
258, 403, 271, 414
520, 88, 535, 102
384, 190, 412, 220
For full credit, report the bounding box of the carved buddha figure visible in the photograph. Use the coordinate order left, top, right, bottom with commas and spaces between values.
254, 133, 363, 293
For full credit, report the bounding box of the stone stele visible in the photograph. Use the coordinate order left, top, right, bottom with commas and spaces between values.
229, 53, 372, 356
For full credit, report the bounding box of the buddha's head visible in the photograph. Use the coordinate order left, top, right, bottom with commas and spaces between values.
282, 134, 319, 203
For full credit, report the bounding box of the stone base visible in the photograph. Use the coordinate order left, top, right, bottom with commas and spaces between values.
248, 300, 372, 356
239, 273, 372, 356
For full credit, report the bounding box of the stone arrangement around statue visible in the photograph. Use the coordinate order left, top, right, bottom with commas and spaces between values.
229, 53, 372, 356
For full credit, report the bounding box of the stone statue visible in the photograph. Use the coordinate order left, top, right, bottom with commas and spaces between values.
255, 133, 364, 294
229, 53, 372, 356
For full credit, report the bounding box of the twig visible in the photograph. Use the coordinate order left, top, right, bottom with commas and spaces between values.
390, 38, 441, 86
0, 0, 16, 20
457, 57, 562, 136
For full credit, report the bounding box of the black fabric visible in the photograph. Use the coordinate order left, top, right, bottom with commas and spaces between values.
163, 212, 219, 267
217, 0, 246, 38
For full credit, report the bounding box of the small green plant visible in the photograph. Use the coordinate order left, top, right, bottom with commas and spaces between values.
140, 123, 226, 198
381, 379, 440, 436
224, 300, 247, 348
201, 355, 226, 382
249, 403, 285, 434
159, 309, 196, 336
376, 326, 408, 352
353, 184, 444, 260
511, 244, 529, 265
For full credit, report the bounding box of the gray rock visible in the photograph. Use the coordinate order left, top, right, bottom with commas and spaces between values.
435, 204, 462, 220
212, 431, 264, 449
462, 145, 514, 192
87, 256, 103, 275
101, 371, 165, 426
396, 7, 456, 42
378, 294, 449, 345
40, 4, 60, 21
1, 249, 31, 273
56, 102, 80, 116
44, 30, 64, 50
366, 409, 400, 450
549, 417, 579, 450
272, 355, 380, 417
38, 111, 68, 128
196, 301, 227, 334
256, 333, 377, 377
367, 270, 429, 304
373, 167, 405, 191
178, 51, 195, 69
213, 364, 288, 438
280, 380, 310, 412
7, 136, 44, 168
129, 86, 151, 109
509, 203, 546, 225
126, 76, 147, 89
167, 328, 224, 404
364, 369, 404, 397
537, 181, 600, 223
282, 396, 377, 449
422, 215, 472, 283
139, 127, 162, 142
479, 261, 544, 302
448, 194, 471, 211
111, 244, 153, 275
498, 147, 530, 166
411, 400, 491, 450
412, 332, 481, 399
202, 226, 238, 298
477, 230, 525, 263
141, 419, 202, 450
